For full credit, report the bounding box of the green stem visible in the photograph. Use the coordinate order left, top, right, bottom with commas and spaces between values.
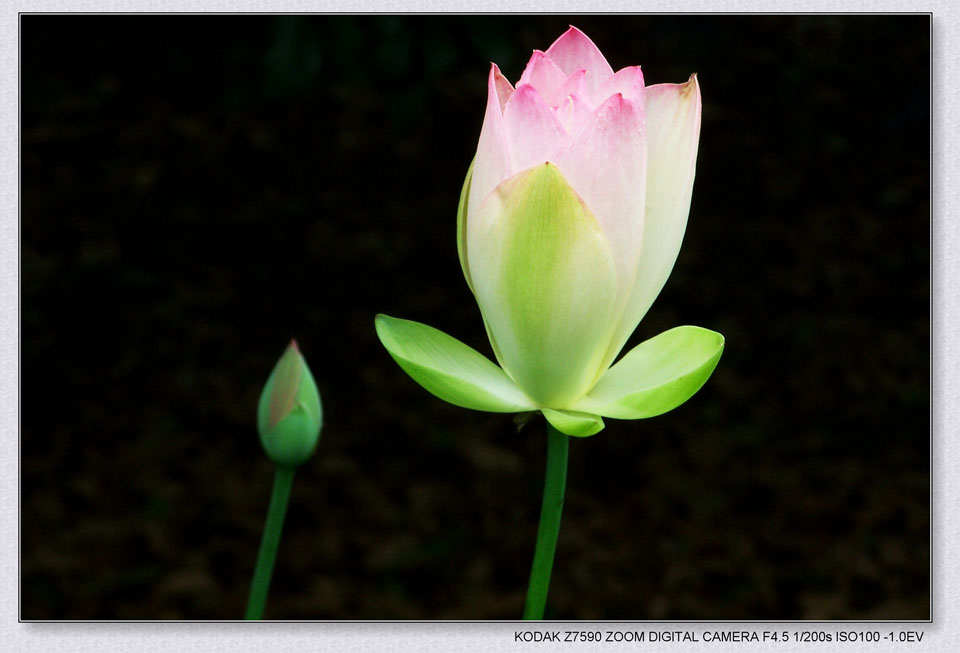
245, 465, 295, 620
523, 422, 570, 620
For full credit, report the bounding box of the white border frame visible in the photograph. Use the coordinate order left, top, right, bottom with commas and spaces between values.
6, 2, 953, 651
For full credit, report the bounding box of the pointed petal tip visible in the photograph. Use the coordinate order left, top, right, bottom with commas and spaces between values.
511, 81, 538, 96
489, 61, 511, 78
682, 73, 701, 99
602, 92, 627, 114
544, 25, 613, 84
549, 25, 598, 51
677, 324, 725, 347
374, 313, 394, 338
488, 62, 515, 112
288, 338, 300, 352
593, 89, 639, 120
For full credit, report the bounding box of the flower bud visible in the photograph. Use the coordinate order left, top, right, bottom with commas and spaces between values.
257, 339, 323, 467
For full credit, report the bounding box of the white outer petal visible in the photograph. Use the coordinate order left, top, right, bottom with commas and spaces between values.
600, 74, 702, 371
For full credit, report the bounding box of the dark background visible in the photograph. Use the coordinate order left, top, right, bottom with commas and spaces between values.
21, 15, 929, 620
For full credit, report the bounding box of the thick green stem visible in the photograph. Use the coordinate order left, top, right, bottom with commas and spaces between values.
245, 465, 295, 620
523, 422, 570, 620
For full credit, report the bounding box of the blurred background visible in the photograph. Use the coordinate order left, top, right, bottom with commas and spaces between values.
21, 15, 929, 620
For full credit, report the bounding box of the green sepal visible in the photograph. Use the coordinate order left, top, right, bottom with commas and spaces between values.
262, 403, 319, 467
573, 325, 724, 419
456, 158, 475, 292
468, 162, 618, 408
542, 408, 605, 437
375, 314, 535, 413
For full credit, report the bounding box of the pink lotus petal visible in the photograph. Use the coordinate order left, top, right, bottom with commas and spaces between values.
517, 50, 567, 103
268, 344, 302, 430
469, 63, 518, 223
553, 92, 646, 319
492, 64, 514, 112
544, 26, 614, 99
546, 68, 592, 110
596, 65, 645, 104
602, 74, 701, 369
503, 84, 566, 171
553, 92, 594, 135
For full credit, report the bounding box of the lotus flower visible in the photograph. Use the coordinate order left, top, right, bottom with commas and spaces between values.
376, 27, 723, 436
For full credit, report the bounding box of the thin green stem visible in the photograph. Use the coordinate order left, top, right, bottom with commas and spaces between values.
245, 465, 295, 620
523, 422, 570, 620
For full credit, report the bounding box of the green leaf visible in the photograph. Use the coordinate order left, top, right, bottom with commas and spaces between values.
375, 314, 535, 413
542, 408, 605, 437
573, 325, 724, 419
